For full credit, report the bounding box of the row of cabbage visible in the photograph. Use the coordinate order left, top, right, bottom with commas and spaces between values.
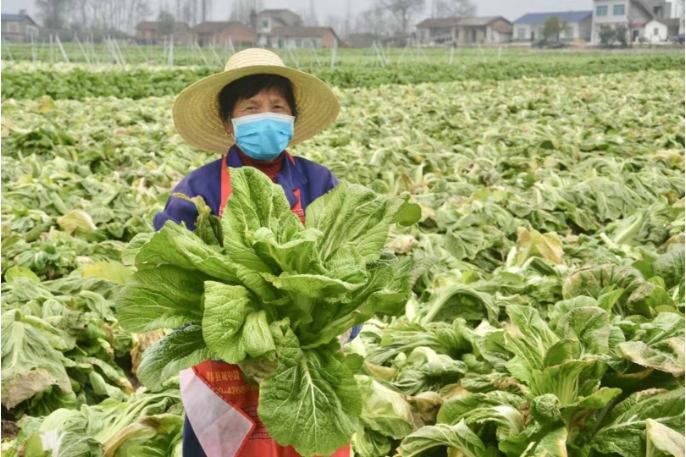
2, 53, 683, 100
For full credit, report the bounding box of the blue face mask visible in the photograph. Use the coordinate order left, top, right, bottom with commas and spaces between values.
232, 112, 295, 161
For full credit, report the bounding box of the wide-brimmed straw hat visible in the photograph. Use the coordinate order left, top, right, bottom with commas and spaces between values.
172, 48, 340, 154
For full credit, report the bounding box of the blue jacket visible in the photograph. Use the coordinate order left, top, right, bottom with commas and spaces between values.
154, 146, 338, 231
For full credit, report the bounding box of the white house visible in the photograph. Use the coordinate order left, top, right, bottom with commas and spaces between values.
591, 0, 673, 44
643, 18, 670, 39
256, 9, 302, 34
512, 11, 593, 42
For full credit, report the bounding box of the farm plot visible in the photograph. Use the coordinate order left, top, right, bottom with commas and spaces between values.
1, 68, 684, 456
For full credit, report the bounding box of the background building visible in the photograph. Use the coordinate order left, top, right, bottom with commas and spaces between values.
513, 11, 593, 42
416, 16, 513, 45
1, 11, 40, 42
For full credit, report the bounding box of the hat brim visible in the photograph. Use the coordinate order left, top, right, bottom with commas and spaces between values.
172, 65, 340, 154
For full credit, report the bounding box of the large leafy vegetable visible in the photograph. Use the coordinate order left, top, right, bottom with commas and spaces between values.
115, 167, 422, 456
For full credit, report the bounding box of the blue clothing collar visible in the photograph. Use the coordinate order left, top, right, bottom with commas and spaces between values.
226, 146, 307, 208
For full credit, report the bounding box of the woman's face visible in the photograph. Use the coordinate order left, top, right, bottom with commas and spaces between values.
223, 88, 293, 136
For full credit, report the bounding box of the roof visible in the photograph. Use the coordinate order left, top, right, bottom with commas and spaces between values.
191, 21, 248, 34
257, 9, 298, 17
136, 21, 190, 31
269, 26, 336, 39
650, 17, 679, 27
659, 18, 681, 27
1, 13, 38, 25
416, 17, 462, 28
630, 0, 654, 19
513, 11, 593, 24
417, 16, 511, 29
460, 16, 509, 26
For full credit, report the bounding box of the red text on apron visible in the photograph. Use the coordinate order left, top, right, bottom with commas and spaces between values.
191, 152, 349, 457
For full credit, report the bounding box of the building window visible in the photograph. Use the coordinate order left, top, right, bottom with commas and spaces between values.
261, 19, 269, 28
654, 27, 659, 35
565, 26, 574, 38
596, 5, 608, 16
295, 39, 301, 47
517, 27, 526, 39
8, 22, 19, 33
613, 4, 625, 15
654, 6, 662, 16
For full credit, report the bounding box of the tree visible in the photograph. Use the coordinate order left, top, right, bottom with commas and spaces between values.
355, 4, 394, 36
599, 26, 616, 46
36, 0, 71, 29
380, 0, 425, 34
158, 11, 176, 36
435, 0, 476, 18
542, 16, 562, 41
615, 24, 628, 46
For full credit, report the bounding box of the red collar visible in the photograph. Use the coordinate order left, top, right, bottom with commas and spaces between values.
235, 148, 283, 182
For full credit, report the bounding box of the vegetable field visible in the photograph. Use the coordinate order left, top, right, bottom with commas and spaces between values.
1, 52, 684, 457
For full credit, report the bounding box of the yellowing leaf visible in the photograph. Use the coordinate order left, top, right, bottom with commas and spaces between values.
83, 261, 133, 284
38, 95, 56, 113
57, 210, 97, 234
516, 228, 564, 265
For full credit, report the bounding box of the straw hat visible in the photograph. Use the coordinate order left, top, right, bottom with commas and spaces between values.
172, 48, 340, 154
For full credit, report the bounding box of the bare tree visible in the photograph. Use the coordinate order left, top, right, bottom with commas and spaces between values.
36, 0, 71, 29
435, 0, 476, 18
325, 14, 343, 35
355, 4, 394, 36
379, 0, 425, 34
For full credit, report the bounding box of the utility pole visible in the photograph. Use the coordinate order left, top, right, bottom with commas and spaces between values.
345, 0, 352, 36
309, 0, 317, 25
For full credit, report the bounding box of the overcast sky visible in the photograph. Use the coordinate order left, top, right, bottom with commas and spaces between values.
2, 0, 593, 25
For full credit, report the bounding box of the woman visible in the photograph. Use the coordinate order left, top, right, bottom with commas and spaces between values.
153, 49, 361, 457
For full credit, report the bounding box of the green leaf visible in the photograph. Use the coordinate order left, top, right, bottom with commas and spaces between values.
258, 327, 361, 457
554, 306, 610, 355
305, 180, 416, 262
503, 305, 559, 383
242, 310, 276, 359
627, 283, 671, 318
396, 420, 487, 457
4, 266, 40, 284
358, 378, 414, 439
444, 228, 487, 260
116, 265, 208, 333
136, 325, 211, 391
1, 311, 72, 410
652, 245, 685, 290
201, 282, 256, 364
521, 427, 568, 457
646, 418, 685, 457
136, 222, 238, 283
591, 388, 685, 457
619, 313, 685, 376
172, 193, 223, 246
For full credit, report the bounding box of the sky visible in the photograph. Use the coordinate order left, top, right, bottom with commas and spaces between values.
2, 0, 593, 26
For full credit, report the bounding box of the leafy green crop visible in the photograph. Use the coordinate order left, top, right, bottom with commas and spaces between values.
1, 63, 683, 456
2, 53, 683, 100
115, 167, 423, 456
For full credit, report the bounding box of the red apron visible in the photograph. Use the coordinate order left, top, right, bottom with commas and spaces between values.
186, 153, 350, 457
